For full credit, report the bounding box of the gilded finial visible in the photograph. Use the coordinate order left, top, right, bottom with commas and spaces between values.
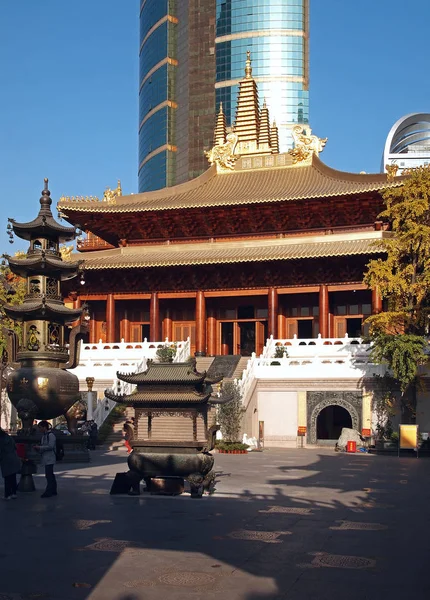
385, 163, 399, 181
245, 50, 252, 78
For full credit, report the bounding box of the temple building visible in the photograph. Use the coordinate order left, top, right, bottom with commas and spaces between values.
58, 55, 402, 359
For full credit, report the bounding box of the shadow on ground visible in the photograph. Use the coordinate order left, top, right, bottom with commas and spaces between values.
1, 447, 429, 600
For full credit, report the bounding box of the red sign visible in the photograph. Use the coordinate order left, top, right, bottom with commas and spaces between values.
362, 428, 371, 437
297, 426, 307, 437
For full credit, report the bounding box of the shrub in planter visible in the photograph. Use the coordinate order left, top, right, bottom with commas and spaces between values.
215, 441, 249, 453
155, 343, 177, 363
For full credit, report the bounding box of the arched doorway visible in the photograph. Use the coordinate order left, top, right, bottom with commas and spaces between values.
317, 405, 352, 441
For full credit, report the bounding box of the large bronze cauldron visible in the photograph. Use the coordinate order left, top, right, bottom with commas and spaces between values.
7, 367, 82, 433
128, 450, 215, 497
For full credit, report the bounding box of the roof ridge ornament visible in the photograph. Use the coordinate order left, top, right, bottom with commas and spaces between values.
205, 132, 239, 172
288, 125, 327, 164
385, 163, 399, 181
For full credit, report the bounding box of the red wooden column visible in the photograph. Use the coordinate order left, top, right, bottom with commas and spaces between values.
150, 292, 160, 342
372, 287, 382, 314
319, 285, 329, 338
106, 294, 116, 342
89, 311, 96, 344
163, 308, 173, 342
195, 291, 206, 356
268, 287, 279, 338
207, 309, 217, 356
122, 309, 131, 342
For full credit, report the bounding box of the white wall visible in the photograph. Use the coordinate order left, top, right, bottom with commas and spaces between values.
258, 390, 298, 447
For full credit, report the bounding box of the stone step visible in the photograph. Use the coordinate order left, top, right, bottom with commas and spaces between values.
230, 356, 251, 380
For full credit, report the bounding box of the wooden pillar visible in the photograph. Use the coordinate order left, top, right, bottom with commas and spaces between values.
150, 292, 160, 342
195, 291, 206, 356
319, 285, 329, 338
372, 287, 382, 314
163, 307, 173, 342
122, 309, 131, 342
106, 294, 115, 342
268, 287, 278, 338
89, 311, 96, 344
207, 309, 217, 356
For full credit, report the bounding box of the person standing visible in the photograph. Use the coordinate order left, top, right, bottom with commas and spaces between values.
123, 420, 134, 454
89, 420, 98, 450
0, 428, 22, 500
34, 421, 57, 498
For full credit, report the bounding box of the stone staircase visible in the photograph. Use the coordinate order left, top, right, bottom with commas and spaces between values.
230, 356, 251, 381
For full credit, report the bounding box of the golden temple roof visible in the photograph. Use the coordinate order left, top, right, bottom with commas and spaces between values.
78, 231, 388, 270
57, 154, 403, 216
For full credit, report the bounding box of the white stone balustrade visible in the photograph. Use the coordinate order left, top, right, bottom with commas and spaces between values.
237, 335, 386, 407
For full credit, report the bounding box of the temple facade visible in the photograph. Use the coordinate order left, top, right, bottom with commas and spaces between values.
58, 55, 402, 359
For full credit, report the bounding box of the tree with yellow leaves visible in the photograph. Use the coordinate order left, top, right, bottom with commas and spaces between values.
364, 166, 430, 422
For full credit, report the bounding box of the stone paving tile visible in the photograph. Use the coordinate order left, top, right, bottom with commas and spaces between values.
1, 448, 430, 600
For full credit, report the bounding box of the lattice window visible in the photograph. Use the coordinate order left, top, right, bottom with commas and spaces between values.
46, 277, 58, 297
48, 323, 60, 346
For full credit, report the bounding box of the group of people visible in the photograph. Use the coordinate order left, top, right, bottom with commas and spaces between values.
81, 419, 98, 450
0, 421, 57, 500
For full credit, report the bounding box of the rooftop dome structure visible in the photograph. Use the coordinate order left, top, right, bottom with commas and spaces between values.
382, 113, 430, 173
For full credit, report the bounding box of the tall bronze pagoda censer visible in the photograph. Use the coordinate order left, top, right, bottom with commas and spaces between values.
106, 360, 224, 498
3, 179, 88, 434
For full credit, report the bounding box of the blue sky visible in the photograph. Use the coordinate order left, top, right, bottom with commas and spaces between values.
1, 0, 429, 254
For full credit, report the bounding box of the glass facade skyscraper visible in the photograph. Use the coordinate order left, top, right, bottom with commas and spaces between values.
216, 0, 309, 152
138, 0, 216, 193
139, 0, 309, 192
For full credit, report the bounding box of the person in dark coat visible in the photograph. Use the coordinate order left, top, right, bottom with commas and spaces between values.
88, 420, 98, 450
0, 428, 22, 500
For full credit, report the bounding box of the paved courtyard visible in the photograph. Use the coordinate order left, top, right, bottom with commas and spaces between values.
1, 447, 429, 600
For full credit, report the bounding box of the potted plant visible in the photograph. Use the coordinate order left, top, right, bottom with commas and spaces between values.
155, 342, 177, 363
271, 345, 288, 366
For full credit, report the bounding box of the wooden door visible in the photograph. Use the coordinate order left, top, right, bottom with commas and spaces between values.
334, 317, 347, 338
173, 321, 196, 356
255, 321, 266, 356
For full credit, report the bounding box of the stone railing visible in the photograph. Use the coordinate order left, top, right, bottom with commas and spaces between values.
237, 335, 384, 408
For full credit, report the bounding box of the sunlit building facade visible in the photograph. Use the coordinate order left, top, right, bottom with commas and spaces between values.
138, 0, 216, 192
139, 0, 310, 192
382, 113, 430, 174
216, 0, 309, 152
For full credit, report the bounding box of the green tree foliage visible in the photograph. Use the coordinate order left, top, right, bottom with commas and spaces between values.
364, 166, 430, 420
0, 256, 26, 357
217, 380, 243, 442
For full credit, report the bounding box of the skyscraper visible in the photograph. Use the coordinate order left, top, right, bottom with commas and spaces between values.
138, 0, 216, 193
139, 0, 310, 192
216, 0, 309, 153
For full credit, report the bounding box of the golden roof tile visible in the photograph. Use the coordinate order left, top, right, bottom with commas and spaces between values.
80, 231, 387, 271
57, 155, 403, 216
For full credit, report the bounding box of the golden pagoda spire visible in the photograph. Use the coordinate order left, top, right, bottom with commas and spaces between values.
258, 98, 271, 149
234, 51, 260, 153
214, 102, 227, 146
270, 120, 280, 154
245, 49, 252, 78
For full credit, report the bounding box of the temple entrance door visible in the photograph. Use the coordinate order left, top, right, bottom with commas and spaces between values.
317, 405, 352, 442
238, 321, 255, 356
334, 317, 363, 338
220, 322, 234, 355
219, 320, 267, 355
